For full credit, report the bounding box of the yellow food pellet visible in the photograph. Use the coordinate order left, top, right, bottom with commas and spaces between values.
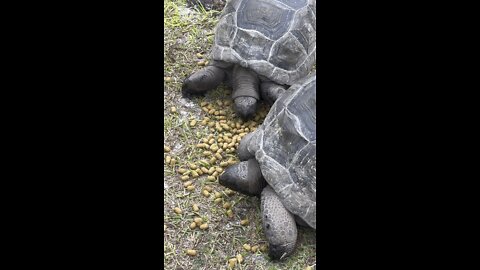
197, 61, 206, 66
214, 192, 222, 198
207, 175, 215, 181
243, 244, 251, 251
189, 222, 197, 229
183, 181, 193, 187
202, 107, 209, 113
203, 151, 212, 156
202, 190, 210, 197
164, 225, 167, 231
196, 52, 203, 58
305, 266, 314, 270
191, 171, 199, 178
192, 204, 199, 212
170, 106, 176, 113
210, 144, 219, 151
215, 153, 223, 160
190, 120, 197, 127
186, 185, 195, 191
240, 219, 249, 226
180, 175, 189, 181
209, 157, 217, 164
215, 167, 223, 173
186, 249, 197, 256
223, 202, 231, 209
170, 158, 176, 165
208, 138, 215, 144
194, 217, 203, 224
199, 223, 209, 230
207, 122, 215, 127
201, 167, 209, 174
214, 198, 222, 204
196, 143, 206, 148
202, 138, 209, 143
164, 145, 171, 152
212, 171, 219, 177
220, 161, 229, 167
259, 245, 267, 252
225, 189, 235, 196
165, 156, 171, 164
251, 245, 259, 252
200, 101, 208, 107
228, 260, 236, 268
236, 254, 243, 263
208, 167, 215, 175
195, 168, 203, 175
174, 207, 182, 214
188, 163, 197, 170
204, 186, 213, 192
165, 77, 172, 82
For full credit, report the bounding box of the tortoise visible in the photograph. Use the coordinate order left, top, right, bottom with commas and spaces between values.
182, 0, 316, 120
219, 72, 316, 259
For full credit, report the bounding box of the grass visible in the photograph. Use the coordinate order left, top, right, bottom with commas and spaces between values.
163, 0, 316, 269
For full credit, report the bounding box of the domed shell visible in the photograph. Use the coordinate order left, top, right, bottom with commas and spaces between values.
247, 73, 316, 228
211, 0, 316, 85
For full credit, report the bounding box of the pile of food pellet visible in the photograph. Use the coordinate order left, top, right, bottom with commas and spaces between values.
164, 94, 271, 267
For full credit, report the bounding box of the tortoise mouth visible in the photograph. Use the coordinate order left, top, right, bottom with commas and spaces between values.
233, 97, 258, 120
219, 159, 266, 196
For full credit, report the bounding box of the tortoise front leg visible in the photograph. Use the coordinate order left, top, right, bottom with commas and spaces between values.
260, 81, 287, 105
182, 65, 226, 97
261, 186, 298, 260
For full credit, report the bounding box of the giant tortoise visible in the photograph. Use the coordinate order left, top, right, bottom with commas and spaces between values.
182, 0, 316, 120
219, 72, 316, 259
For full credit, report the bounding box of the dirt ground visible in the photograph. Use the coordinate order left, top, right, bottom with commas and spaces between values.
163, 1, 316, 269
